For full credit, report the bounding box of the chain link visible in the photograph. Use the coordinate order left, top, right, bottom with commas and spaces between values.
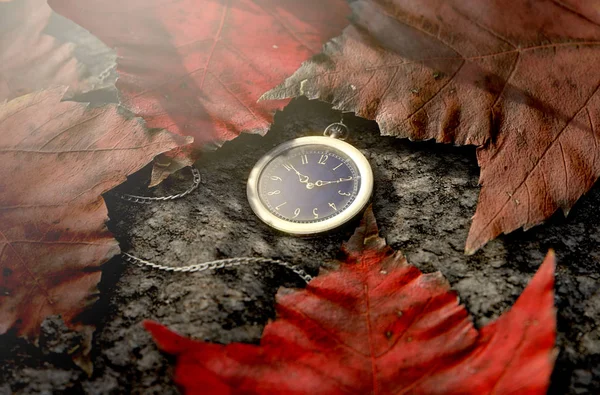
121, 252, 313, 283
117, 166, 312, 283
119, 167, 201, 203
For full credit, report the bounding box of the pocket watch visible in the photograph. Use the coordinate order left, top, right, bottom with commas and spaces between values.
247, 123, 373, 235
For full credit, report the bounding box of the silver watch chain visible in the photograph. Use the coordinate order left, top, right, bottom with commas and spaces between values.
116, 166, 313, 283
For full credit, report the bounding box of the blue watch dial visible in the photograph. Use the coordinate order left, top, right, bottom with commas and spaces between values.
258, 144, 361, 223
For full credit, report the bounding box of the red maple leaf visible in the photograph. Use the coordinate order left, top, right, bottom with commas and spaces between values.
0, 0, 86, 101
263, 0, 600, 253
0, 87, 191, 372
48, 0, 351, 185
146, 208, 557, 394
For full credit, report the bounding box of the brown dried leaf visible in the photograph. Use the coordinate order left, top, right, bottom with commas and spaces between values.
0, 87, 191, 370
264, 0, 600, 252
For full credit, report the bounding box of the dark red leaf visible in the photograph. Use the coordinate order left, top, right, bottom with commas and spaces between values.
0, 87, 191, 371
263, 0, 600, 253
146, 208, 556, 394
48, 0, 350, 185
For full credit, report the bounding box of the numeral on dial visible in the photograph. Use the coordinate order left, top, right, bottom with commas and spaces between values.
301, 154, 308, 165
267, 190, 281, 196
270, 176, 282, 181
328, 202, 337, 211
293, 208, 300, 218
283, 163, 292, 171
318, 155, 329, 165
338, 190, 351, 196
313, 208, 319, 219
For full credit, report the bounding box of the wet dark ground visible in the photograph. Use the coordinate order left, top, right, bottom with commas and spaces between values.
0, 7, 599, 395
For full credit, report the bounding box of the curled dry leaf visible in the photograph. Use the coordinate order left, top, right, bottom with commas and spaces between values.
0, 0, 86, 101
146, 207, 557, 394
0, 87, 191, 372
49, 0, 351, 186
264, 0, 600, 253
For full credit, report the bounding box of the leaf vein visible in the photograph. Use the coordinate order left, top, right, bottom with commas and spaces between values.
253, 0, 315, 53
39, 112, 104, 150
207, 70, 262, 124
551, 0, 600, 28
199, 0, 230, 89
492, 52, 520, 110
0, 229, 53, 305
405, 60, 465, 122
558, 141, 569, 197
0, 141, 173, 154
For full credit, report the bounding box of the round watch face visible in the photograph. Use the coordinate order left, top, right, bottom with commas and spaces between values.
247, 136, 373, 235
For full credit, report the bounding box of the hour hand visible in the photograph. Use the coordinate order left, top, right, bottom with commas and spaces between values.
288, 164, 310, 183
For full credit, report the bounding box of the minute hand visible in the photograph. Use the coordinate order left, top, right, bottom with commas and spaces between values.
314, 177, 353, 187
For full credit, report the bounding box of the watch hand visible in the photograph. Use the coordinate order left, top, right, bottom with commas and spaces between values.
314, 177, 353, 187
288, 164, 310, 183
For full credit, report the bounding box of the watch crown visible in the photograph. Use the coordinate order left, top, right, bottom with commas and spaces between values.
323, 122, 349, 140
